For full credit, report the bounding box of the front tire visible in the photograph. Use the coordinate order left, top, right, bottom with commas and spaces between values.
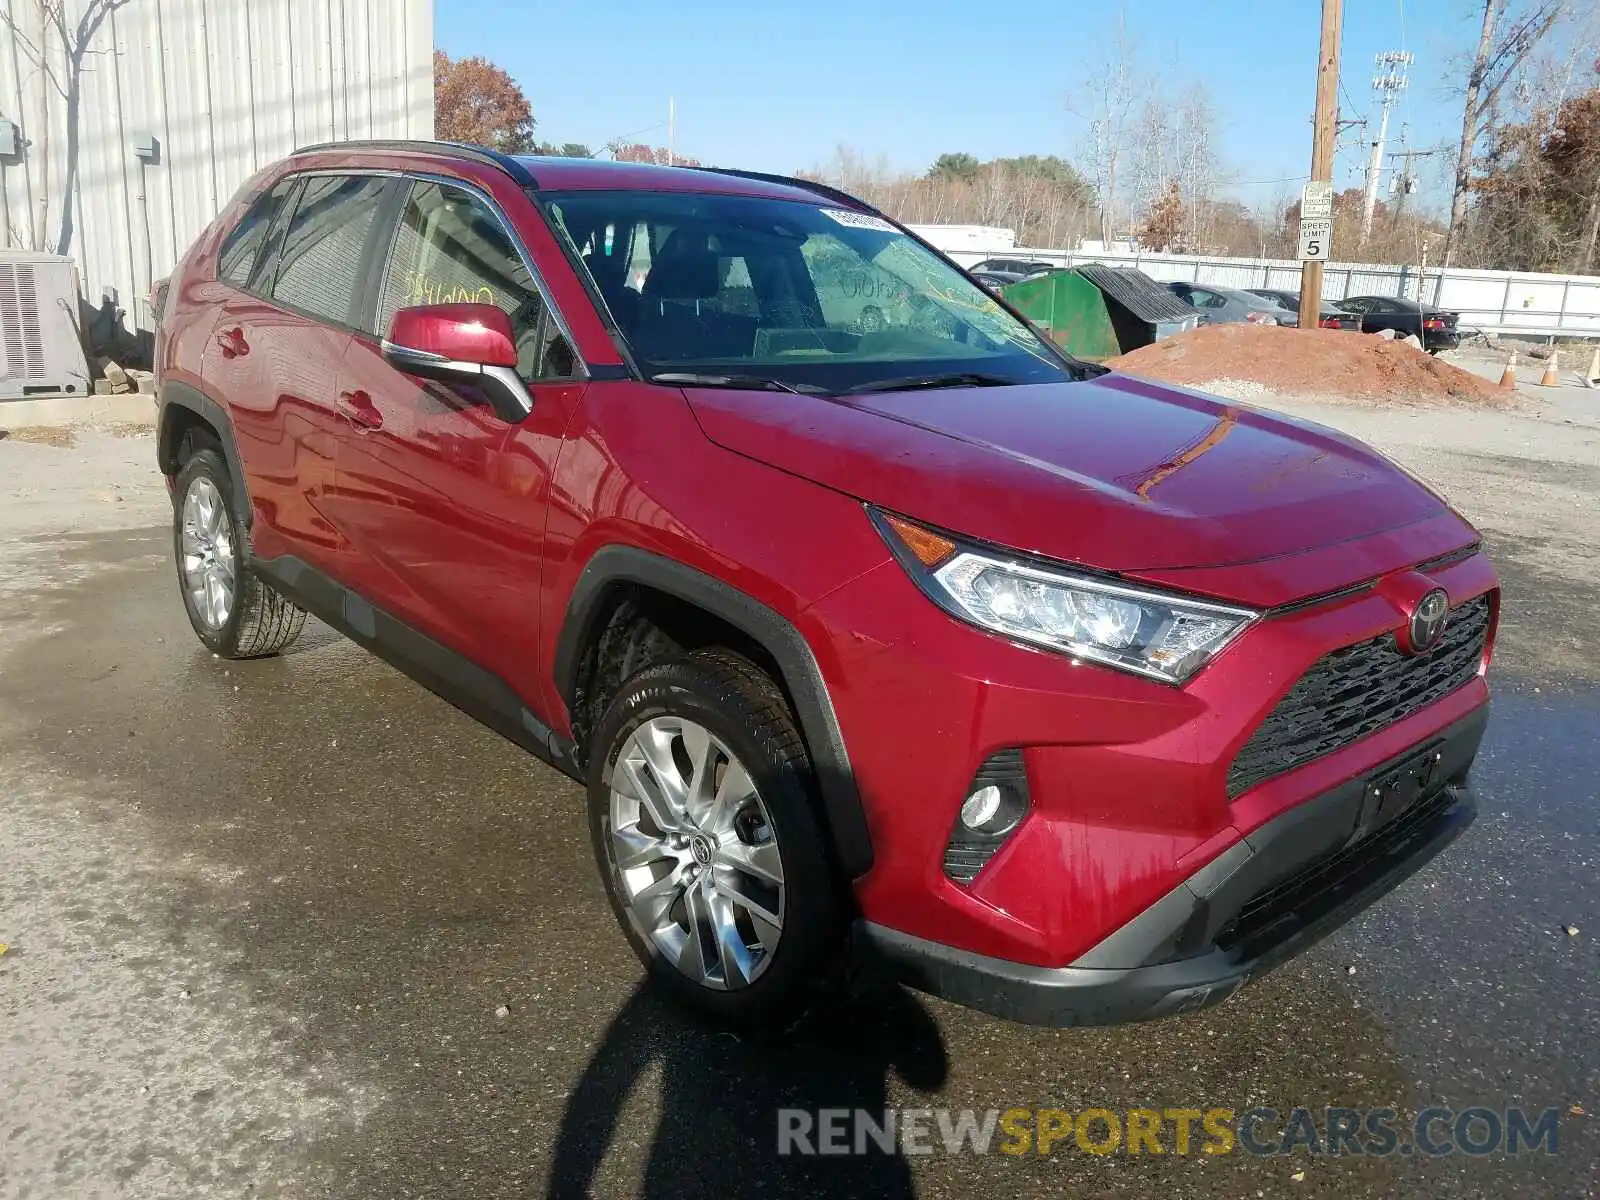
172, 448, 306, 658
587, 650, 844, 1024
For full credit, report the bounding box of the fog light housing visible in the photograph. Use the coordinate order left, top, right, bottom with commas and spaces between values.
944, 750, 1030, 884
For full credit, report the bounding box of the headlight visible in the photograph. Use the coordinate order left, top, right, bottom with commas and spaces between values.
872, 510, 1257, 684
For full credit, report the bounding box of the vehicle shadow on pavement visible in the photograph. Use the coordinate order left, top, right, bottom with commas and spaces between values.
545, 980, 947, 1199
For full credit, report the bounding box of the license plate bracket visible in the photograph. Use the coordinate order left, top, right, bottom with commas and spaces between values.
1353, 742, 1445, 844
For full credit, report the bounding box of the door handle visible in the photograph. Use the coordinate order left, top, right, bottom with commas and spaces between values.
215, 327, 249, 358
337, 389, 383, 430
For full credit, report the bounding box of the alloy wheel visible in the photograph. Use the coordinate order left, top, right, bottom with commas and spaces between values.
180, 476, 236, 630
608, 715, 785, 989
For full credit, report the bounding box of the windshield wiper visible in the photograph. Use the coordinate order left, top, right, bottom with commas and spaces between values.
841, 371, 1016, 396
649, 372, 825, 395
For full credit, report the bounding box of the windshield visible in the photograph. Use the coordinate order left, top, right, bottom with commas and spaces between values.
540, 190, 1072, 391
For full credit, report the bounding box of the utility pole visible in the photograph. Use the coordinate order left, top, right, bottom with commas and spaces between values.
1299, 0, 1344, 332
667, 96, 675, 167
1388, 145, 1436, 223
1360, 51, 1412, 244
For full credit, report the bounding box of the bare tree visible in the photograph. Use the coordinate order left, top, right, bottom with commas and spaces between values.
1070, 12, 1140, 243
1174, 91, 1219, 247
806, 149, 1097, 249
1443, 0, 1563, 264
1129, 96, 1171, 224
1087, 36, 1219, 251
1, 0, 136, 254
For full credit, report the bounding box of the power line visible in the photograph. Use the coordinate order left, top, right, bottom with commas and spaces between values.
1396, 0, 1417, 168
1229, 174, 1313, 188
601, 120, 667, 152
1338, 78, 1366, 126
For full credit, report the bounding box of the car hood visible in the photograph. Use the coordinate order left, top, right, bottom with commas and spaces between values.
682, 372, 1474, 603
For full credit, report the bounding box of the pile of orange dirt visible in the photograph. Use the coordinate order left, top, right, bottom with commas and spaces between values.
1106, 323, 1516, 408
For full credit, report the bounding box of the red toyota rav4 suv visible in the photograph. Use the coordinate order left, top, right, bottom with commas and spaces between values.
154, 142, 1497, 1027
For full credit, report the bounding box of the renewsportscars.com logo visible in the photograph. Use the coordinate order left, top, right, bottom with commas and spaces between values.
777, 1106, 1563, 1158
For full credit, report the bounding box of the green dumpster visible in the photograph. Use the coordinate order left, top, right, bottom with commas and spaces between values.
1000, 264, 1199, 359
1001, 269, 1122, 361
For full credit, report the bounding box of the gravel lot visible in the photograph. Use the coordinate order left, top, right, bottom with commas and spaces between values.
1, 383, 1596, 1199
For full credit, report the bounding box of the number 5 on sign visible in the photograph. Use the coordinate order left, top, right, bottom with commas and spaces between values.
1298, 217, 1331, 261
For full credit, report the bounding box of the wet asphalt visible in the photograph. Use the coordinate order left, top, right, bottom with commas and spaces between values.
0, 523, 1595, 1199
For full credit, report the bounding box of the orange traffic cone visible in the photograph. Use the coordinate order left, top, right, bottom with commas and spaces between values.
1583, 345, 1600, 389
1539, 351, 1561, 387
1498, 352, 1518, 389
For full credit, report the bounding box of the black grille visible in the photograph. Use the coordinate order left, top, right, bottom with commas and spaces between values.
1228, 595, 1491, 797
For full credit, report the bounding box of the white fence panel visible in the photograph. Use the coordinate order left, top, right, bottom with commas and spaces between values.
948, 242, 1600, 338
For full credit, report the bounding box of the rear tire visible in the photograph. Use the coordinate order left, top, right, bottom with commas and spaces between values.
587, 650, 844, 1025
172, 448, 306, 658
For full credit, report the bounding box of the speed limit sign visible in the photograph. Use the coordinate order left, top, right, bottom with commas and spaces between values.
1298, 217, 1331, 261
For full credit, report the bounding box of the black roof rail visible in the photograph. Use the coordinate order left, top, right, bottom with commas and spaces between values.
290, 139, 539, 188
695, 167, 886, 218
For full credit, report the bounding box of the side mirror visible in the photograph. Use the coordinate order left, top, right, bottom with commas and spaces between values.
381, 303, 532, 422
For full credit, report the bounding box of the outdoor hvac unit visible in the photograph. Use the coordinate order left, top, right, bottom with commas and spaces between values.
0, 250, 90, 401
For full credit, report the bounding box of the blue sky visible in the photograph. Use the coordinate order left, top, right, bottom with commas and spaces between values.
435, 0, 1492, 210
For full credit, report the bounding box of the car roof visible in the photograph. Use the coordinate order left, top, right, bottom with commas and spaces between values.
288, 141, 859, 209
1348, 294, 1420, 309
513, 156, 840, 204
1208, 284, 1266, 301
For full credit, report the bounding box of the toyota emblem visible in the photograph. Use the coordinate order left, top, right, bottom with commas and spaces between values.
1405, 588, 1450, 654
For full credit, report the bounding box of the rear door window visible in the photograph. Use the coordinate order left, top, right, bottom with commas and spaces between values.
270, 174, 394, 328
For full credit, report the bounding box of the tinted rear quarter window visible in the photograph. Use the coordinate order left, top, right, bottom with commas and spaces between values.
217, 179, 296, 288
271, 175, 393, 327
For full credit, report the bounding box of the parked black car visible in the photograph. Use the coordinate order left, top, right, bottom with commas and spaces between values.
970, 257, 1055, 277
969, 269, 1022, 294
1335, 295, 1461, 352
1245, 288, 1361, 331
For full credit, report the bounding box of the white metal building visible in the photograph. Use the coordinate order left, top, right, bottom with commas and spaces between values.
0, 0, 433, 330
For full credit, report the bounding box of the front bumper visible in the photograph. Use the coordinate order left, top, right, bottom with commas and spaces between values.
807, 534, 1497, 968
858, 704, 1484, 1025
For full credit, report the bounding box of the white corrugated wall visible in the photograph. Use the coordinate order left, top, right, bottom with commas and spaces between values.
0, 0, 433, 329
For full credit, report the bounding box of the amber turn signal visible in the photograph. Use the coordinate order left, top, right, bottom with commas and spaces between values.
884, 514, 957, 567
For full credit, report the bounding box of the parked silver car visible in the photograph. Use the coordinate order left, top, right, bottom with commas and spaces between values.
1245, 288, 1362, 331
1166, 282, 1297, 327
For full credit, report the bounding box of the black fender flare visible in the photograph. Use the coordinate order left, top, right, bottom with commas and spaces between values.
156, 380, 254, 527
555, 545, 874, 878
